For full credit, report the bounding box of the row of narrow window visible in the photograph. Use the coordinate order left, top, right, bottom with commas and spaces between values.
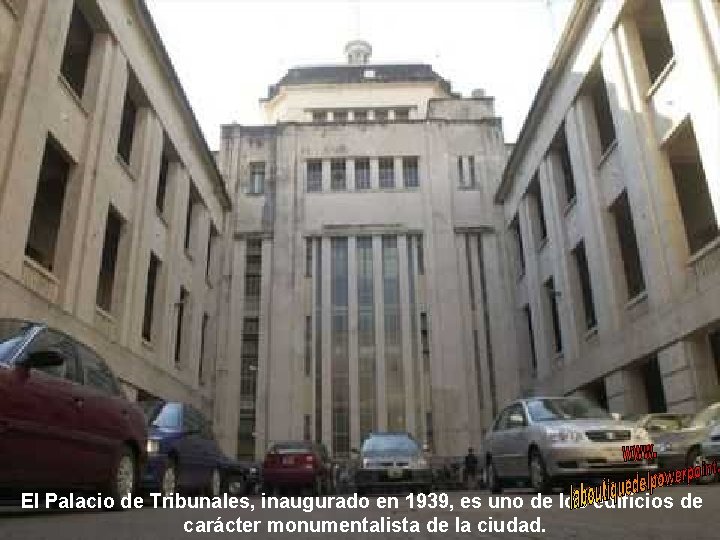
306, 157, 419, 192
311, 108, 411, 123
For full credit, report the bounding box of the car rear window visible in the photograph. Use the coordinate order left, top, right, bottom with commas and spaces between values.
0, 320, 33, 364
269, 442, 315, 454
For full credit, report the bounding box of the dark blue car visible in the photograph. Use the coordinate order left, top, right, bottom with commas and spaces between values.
139, 401, 231, 496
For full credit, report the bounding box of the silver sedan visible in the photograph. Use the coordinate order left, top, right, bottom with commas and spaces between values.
484, 397, 656, 493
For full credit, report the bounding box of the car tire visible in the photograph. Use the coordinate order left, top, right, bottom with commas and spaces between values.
487, 459, 502, 494
105, 444, 136, 509
686, 448, 706, 485
161, 459, 178, 496
529, 448, 554, 494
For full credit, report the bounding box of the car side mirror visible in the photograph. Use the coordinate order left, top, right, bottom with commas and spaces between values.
22, 350, 66, 369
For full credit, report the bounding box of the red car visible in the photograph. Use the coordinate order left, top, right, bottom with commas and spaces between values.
263, 441, 334, 495
0, 319, 147, 503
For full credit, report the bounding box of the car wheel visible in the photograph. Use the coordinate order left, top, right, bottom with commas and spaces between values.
230, 475, 247, 496
208, 467, 222, 496
529, 448, 553, 494
106, 445, 136, 508
487, 459, 502, 494
161, 460, 177, 496
686, 448, 707, 485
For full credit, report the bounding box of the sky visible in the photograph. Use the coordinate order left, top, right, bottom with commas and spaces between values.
146, 0, 575, 149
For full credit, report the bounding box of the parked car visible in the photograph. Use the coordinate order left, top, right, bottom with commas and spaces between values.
353, 432, 433, 494
624, 413, 690, 437
701, 423, 720, 481
262, 441, 333, 495
653, 402, 720, 481
484, 396, 656, 493
0, 319, 147, 503
139, 401, 236, 496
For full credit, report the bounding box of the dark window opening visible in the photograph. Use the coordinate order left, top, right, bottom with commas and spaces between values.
379, 157, 394, 188
305, 237, 313, 277
510, 216, 525, 276
402, 156, 419, 188
374, 109, 388, 122
199, 313, 209, 384
573, 241, 597, 329
416, 235, 425, 275
523, 305, 537, 375
312, 110, 326, 123
184, 184, 200, 252
354, 110, 367, 122
60, 3, 93, 97
174, 287, 188, 365
708, 330, 720, 386
528, 174, 547, 242
304, 315, 312, 377
546, 277, 563, 354
206, 224, 218, 280
457, 156, 464, 185
468, 155, 476, 186
354, 158, 370, 190
667, 121, 718, 254
307, 160, 322, 192
249, 161, 265, 194
117, 84, 137, 165
96, 206, 123, 312
25, 137, 71, 272
611, 191, 646, 298
554, 123, 576, 202
635, 0, 674, 85
330, 159, 346, 191
420, 312, 430, 373
641, 356, 667, 413
394, 108, 409, 121
587, 64, 616, 156
156, 147, 170, 215
142, 253, 160, 342
333, 110, 347, 122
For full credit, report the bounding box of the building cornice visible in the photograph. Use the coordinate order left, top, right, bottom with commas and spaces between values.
494, 0, 598, 204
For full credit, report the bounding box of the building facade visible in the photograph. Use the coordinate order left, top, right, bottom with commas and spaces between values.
215, 41, 519, 459
496, 0, 720, 415
0, 0, 231, 421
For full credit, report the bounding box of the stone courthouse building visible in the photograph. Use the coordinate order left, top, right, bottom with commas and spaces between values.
496, 0, 720, 416
215, 40, 518, 458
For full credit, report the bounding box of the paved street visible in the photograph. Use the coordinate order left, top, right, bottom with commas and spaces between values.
1, 486, 718, 539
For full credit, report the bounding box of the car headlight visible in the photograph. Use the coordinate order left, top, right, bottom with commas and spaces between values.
635, 427, 650, 441
146, 439, 160, 454
546, 427, 585, 443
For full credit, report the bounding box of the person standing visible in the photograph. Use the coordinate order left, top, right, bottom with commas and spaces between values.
464, 447, 478, 490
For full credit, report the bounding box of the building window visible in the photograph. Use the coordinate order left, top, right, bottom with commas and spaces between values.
330, 159, 346, 191
156, 144, 170, 215
420, 311, 430, 373
245, 239, 262, 311
402, 157, 419, 188
239, 314, 259, 457
395, 108, 410, 121
610, 191, 646, 298
635, 0, 674, 85
375, 109, 388, 122
333, 110, 347, 122
312, 110, 326, 123
523, 305, 537, 375
249, 162, 265, 195
416, 235, 425, 275
510, 216, 525, 277
96, 206, 123, 313
354, 158, 370, 190
379, 157, 395, 189
206, 224, 218, 280
587, 63, 616, 156
306, 159, 322, 192
553, 122, 576, 203
305, 237, 313, 277
383, 236, 405, 431
528, 174, 547, 243
356, 236, 376, 439
25, 137, 71, 272
174, 287, 189, 365
708, 330, 720, 387
304, 315, 312, 377
573, 241, 596, 329
468, 155, 476, 186
142, 253, 160, 342
117, 79, 138, 165
331, 237, 350, 456
303, 414, 312, 441
666, 121, 718, 254
314, 239, 323, 443
184, 184, 200, 253
60, 3, 93, 97
545, 277, 562, 354
457, 156, 464, 185
354, 110, 367, 122
199, 313, 209, 384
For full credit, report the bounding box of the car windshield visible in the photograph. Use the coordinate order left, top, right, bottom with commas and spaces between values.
0, 320, 33, 364
269, 442, 315, 454
146, 402, 182, 429
689, 404, 720, 428
361, 434, 420, 457
526, 398, 611, 422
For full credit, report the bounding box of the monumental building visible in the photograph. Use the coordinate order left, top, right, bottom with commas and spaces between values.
0, 0, 230, 421
215, 40, 518, 458
496, 0, 720, 415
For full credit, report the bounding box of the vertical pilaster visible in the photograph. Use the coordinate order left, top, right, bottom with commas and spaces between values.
372, 235, 387, 430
